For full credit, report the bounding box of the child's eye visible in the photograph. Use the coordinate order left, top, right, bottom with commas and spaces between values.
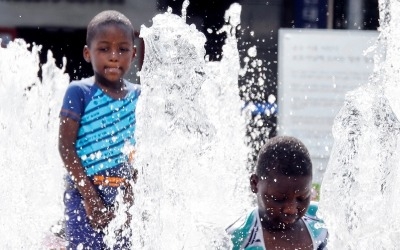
269, 195, 285, 202
119, 47, 130, 52
297, 196, 310, 202
98, 47, 108, 52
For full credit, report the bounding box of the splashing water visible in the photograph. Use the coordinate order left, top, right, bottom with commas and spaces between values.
128, 4, 251, 249
0, 3, 251, 249
319, 0, 400, 249
8, 1, 400, 249
0, 40, 68, 248
7, 2, 400, 249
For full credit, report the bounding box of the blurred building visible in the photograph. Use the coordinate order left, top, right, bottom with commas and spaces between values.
0, 0, 158, 81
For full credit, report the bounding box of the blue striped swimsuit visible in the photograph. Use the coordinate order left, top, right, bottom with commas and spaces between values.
60, 77, 140, 249
60, 77, 140, 176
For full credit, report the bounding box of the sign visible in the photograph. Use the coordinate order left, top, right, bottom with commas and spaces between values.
277, 28, 378, 182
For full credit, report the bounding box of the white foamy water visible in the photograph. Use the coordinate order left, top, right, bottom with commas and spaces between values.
6, 1, 400, 249
0, 3, 252, 249
319, 0, 400, 249
129, 4, 251, 249
0, 40, 68, 248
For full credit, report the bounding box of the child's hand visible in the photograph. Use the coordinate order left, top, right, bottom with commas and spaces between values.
122, 179, 135, 226
83, 197, 115, 229
124, 169, 138, 207
123, 181, 134, 207
132, 168, 138, 184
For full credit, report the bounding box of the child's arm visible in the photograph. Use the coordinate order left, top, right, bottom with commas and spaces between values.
58, 117, 114, 229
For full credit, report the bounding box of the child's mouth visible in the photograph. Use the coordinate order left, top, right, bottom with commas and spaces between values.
105, 67, 121, 74
281, 215, 298, 225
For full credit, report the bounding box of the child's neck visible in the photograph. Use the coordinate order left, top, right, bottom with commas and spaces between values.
95, 76, 126, 99
261, 219, 298, 232
102, 84, 125, 94
97, 81, 126, 99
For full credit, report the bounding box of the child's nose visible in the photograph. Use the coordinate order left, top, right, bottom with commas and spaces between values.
283, 200, 298, 214
110, 50, 119, 60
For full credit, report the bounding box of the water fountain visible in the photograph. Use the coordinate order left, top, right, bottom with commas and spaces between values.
5, 0, 398, 248
0, 40, 68, 248
0, 3, 251, 249
319, 0, 400, 249
127, 3, 251, 249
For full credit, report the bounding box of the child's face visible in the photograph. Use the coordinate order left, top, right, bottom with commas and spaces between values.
250, 171, 312, 230
84, 24, 136, 85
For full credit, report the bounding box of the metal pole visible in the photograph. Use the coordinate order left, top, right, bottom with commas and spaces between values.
327, 0, 334, 29
347, 0, 364, 29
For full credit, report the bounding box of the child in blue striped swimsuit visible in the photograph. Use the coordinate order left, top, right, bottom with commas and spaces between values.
58, 10, 140, 249
226, 136, 328, 250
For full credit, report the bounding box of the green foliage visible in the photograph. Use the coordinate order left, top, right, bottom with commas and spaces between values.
312, 183, 321, 201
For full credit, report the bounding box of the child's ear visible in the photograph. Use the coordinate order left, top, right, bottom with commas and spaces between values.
83, 45, 91, 63
250, 174, 258, 193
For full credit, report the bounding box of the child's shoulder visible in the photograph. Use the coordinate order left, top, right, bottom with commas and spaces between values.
304, 201, 326, 226
226, 208, 265, 250
304, 201, 329, 249
124, 79, 141, 93
306, 201, 320, 218
69, 77, 96, 89
64, 77, 98, 98
226, 208, 258, 233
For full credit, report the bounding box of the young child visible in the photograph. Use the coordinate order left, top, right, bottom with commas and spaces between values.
226, 136, 328, 250
58, 10, 140, 249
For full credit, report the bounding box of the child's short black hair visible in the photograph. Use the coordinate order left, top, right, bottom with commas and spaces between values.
256, 136, 312, 178
86, 10, 135, 46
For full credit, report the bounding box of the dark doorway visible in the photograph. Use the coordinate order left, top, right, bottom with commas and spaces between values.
157, 0, 240, 61
16, 27, 93, 81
